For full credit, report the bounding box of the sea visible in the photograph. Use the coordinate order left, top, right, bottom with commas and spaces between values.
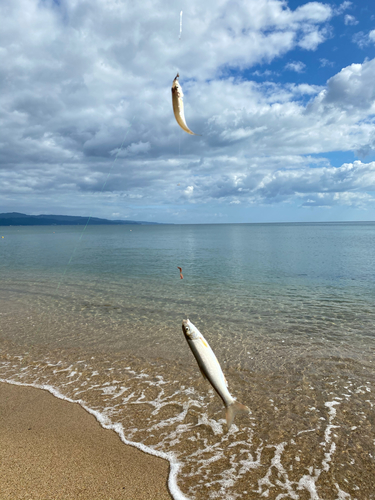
0, 222, 374, 500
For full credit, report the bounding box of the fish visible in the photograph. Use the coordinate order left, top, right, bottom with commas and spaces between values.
182, 319, 250, 429
171, 73, 197, 135
177, 266, 184, 279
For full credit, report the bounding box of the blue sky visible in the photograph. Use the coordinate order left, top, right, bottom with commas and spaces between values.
251, 0, 375, 86
1, 0, 375, 223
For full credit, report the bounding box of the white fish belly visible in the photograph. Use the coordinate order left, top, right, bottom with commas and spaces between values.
188, 337, 235, 407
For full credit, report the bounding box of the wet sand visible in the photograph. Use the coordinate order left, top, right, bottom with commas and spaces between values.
0, 382, 172, 500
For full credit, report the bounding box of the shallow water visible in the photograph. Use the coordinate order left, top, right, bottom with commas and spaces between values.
0, 223, 374, 499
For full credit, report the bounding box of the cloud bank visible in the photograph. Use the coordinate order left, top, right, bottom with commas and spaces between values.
1, 0, 375, 222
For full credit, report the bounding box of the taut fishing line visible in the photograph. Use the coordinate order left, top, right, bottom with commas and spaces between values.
179, 11, 183, 40
176, 9, 189, 309
178, 11, 183, 157
56, 116, 135, 291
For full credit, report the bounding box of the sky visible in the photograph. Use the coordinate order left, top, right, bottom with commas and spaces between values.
1, 0, 375, 224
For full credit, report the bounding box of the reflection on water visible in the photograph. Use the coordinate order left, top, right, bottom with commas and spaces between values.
0, 223, 375, 499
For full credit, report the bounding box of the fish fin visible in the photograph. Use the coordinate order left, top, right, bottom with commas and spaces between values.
225, 401, 250, 430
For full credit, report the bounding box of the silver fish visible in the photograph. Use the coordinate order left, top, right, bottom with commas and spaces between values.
171, 73, 197, 135
182, 319, 250, 429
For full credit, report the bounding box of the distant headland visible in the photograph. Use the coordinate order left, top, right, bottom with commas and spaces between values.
0, 212, 162, 226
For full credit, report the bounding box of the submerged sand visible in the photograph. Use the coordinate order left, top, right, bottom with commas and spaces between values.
0, 382, 172, 500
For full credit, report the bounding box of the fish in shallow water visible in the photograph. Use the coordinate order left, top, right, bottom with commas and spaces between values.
171, 73, 197, 135
182, 319, 250, 429
177, 266, 183, 279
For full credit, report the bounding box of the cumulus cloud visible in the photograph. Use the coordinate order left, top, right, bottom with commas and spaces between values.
181, 160, 375, 206
318, 58, 375, 110
298, 25, 331, 50
302, 192, 375, 209
0, 0, 375, 222
255, 161, 375, 205
285, 61, 306, 73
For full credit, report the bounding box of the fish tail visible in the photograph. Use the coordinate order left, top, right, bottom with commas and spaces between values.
225, 401, 250, 430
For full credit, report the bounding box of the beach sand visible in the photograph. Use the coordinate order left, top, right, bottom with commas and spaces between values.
0, 382, 172, 500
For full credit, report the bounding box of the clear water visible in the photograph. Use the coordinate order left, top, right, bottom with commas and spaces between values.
0, 223, 374, 499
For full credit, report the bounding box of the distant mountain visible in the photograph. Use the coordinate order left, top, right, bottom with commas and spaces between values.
0, 212, 161, 226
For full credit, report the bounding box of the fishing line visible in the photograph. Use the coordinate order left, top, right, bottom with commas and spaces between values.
179, 11, 183, 40
56, 116, 135, 291
176, 9, 190, 314
179, 11, 182, 158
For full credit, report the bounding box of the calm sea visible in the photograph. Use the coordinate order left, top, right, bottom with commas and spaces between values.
1, 223, 374, 499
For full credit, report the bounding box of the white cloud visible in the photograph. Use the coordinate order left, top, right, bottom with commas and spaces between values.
302, 191, 375, 208
184, 186, 194, 196
285, 61, 306, 73
173, 160, 375, 208
289, 83, 322, 95
335, 1, 352, 15
1, 0, 375, 220
319, 58, 375, 110
253, 69, 279, 78
353, 30, 375, 48
344, 14, 358, 26
319, 58, 334, 67
111, 141, 151, 157
298, 26, 331, 50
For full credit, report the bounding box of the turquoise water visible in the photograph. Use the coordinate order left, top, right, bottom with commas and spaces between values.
1, 223, 374, 499
3, 222, 375, 286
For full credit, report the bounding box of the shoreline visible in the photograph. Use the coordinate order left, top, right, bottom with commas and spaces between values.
0, 381, 172, 500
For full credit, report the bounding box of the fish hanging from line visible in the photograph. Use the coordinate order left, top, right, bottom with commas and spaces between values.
171, 74, 197, 135
177, 266, 183, 279
182, 319, 250, 429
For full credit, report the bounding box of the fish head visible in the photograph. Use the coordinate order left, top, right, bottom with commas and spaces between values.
171, 74, 183, 97
182, 319, 200, 340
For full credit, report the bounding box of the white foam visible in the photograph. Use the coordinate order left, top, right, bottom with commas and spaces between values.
297, 474, 320, 500
335, 483, 351, 499
0, 378, 191, 500
322, 442, 336, 472
101, 385, 118, 395
254, 442, 299, 499
1, 359, 369, 500
297, 428, 316, 436
196, 413, 223, 435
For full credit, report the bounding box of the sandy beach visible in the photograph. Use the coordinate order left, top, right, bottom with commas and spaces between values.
0, 382, 172, 500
